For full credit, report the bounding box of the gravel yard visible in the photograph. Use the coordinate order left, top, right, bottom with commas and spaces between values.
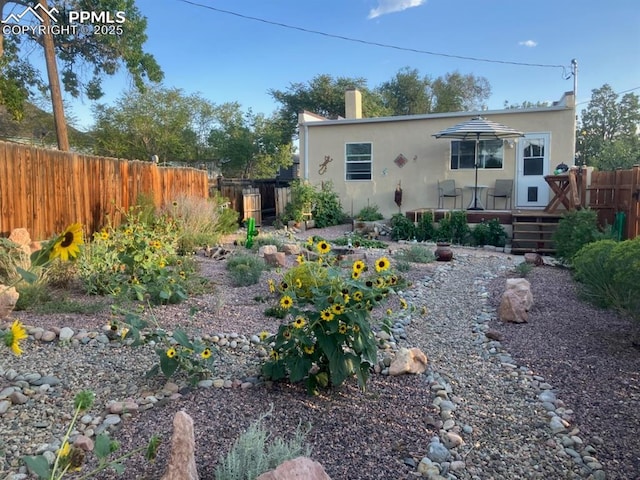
1, 224, 638, 480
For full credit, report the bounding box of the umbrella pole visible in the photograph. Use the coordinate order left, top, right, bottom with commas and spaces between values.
470, 136, 481, 210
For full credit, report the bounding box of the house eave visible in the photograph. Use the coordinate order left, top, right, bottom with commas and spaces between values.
299, 104, 572, 128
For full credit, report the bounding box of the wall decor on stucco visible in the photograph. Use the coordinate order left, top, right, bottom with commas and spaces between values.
318, 155, 333, 175
394, 153, 408, 168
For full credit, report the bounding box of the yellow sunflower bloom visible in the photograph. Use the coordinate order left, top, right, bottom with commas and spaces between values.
343, 294, 350, 304
331, 303, 345, 315
352, 324, 360, 333
316, 241, 331, 255
283, 329, 292, 340
98, 230, 109, 241
351, 270, 361, 280
5, 320, 28, 356
352, 260, 365, 272
258, 330, 270, 341
306, 236, 314, 246
303, 345, 315, 355
50, 223, 84, 261
320, 309, 334, 321
201, 348, 212, 359
280, 295, 293, 309
386, 308, 393, 316
375, 256, 390, 273
268, 279, 275, 293
295, 278, 303, 289
353, 291, 363, 302
166, 347, 177, 358
338, 324, 348, 334
269, 350, 279, 361
375, 277, 385, 288
296, 254, 305, 264
400, 298, 408, 309
293, 316, 306, 328
59, 441, 71, 458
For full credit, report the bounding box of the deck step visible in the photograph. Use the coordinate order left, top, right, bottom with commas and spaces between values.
510, 211, 564, 254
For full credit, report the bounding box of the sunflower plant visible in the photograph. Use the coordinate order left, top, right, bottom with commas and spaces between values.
113, 306, 218, 385
22, 390, 160, 479
261, 241, 403, 394
77, 206, 196, 305
2, 223, 84, 356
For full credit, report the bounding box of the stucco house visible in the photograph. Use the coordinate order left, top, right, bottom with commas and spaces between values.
298, 89, 576, 218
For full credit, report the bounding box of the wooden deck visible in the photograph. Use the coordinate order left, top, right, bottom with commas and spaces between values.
405, 208, 565, 254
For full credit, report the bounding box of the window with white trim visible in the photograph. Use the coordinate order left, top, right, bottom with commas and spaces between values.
346, 142, 372, 180
450, 139, 504, 169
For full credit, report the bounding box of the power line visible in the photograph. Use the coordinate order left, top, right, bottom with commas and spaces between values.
176, 0, 568, 71
576, 86, 640, 106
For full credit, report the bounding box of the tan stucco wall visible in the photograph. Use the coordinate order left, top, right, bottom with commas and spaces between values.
299, 103, 575, 218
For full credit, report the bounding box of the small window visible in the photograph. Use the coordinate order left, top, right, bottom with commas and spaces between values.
346, 143, 372, 180
450, 139, 504, 170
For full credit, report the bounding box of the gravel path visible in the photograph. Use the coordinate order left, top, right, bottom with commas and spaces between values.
1, 227, 638, 480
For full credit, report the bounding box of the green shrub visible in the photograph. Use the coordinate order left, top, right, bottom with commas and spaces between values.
215, 409, 310, 480
0, 238, 30, 284
390, 214, 416, 241
472, 219, 508, 247
250, 236, 284, 252
435, 211, 471, 244
572, 239, 619, 308
78, 206, 196, 304
471, 222, 490, 246
573, 238, 640, 319
165, 193, 238, 254
15, 282, 51, 311
333, 235, 387, 249
553, 209, 602, 263
312, 181, 347, 228
514, 262, 533, 277
394, 245, 434, 264
394, 260, 411, 272
415, 211, 436, 242
356, 204, 384, 221
281, 180, 315, 224
226, 254, 266, 287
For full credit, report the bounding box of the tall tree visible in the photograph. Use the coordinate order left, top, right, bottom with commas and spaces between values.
377, 67, 432, 115
0, 0, 163, 147
577, 84, 640, 170
269, 74, 389, 141
92, 86, 216, 163
208, 103, 293, 179
431, 71, 491, 112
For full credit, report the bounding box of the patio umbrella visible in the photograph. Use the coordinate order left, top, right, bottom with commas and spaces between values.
433, 116, 523, 209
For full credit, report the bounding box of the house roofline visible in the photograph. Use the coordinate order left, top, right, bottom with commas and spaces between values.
299, 103, 573, 128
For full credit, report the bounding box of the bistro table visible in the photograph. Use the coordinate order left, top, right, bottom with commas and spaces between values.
465, 185, 488, 210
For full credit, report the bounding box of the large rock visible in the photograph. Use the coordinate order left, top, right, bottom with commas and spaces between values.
0, 285, 19, 319
524, 253, 544, 266
264, 252, 287, 268
498, 278, 534, 323
282, 244, 301, 255
161, 411, 199, 480
389, 347, 428, 375
256, 456, 331, 480
258, 245, 278, 257
8, 228, 33, 258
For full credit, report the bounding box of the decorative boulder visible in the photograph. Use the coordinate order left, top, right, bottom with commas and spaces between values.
498, 278, 534, 323
8, 228, 33, 259
0, 285, 19, 319
161, 411, 199, 480
258, 245, 278, 257
524, 253, 544, 266
256, 456, 331, 480
389, 347, 428, 375
282, 244, 301, 255
264, 252, 287, 268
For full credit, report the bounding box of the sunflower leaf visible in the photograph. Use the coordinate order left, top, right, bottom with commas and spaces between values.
15, 267, 38, 284
22, 455, 51, 479
172, 329, 193, 349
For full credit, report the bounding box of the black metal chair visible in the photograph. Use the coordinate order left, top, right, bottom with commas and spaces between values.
486, 179, 513, 209
437, 179, 463, 209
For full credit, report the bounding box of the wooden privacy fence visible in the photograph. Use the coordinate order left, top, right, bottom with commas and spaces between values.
0, 141, 209, 240
212, 178, 289, 224
587, 165, 640, 240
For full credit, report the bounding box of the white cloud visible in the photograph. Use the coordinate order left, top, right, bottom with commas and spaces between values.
368, 0, 426, 19
518, 40, 538, 48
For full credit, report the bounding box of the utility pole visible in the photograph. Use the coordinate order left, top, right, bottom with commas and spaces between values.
39, 0, 70, 151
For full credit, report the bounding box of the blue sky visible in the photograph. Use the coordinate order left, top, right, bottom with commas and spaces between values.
61, 0, 640, 130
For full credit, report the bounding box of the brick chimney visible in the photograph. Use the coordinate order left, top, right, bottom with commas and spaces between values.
345, 88, 362, 119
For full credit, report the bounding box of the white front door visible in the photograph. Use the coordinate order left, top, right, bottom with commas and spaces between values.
516, 133, 550, 208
